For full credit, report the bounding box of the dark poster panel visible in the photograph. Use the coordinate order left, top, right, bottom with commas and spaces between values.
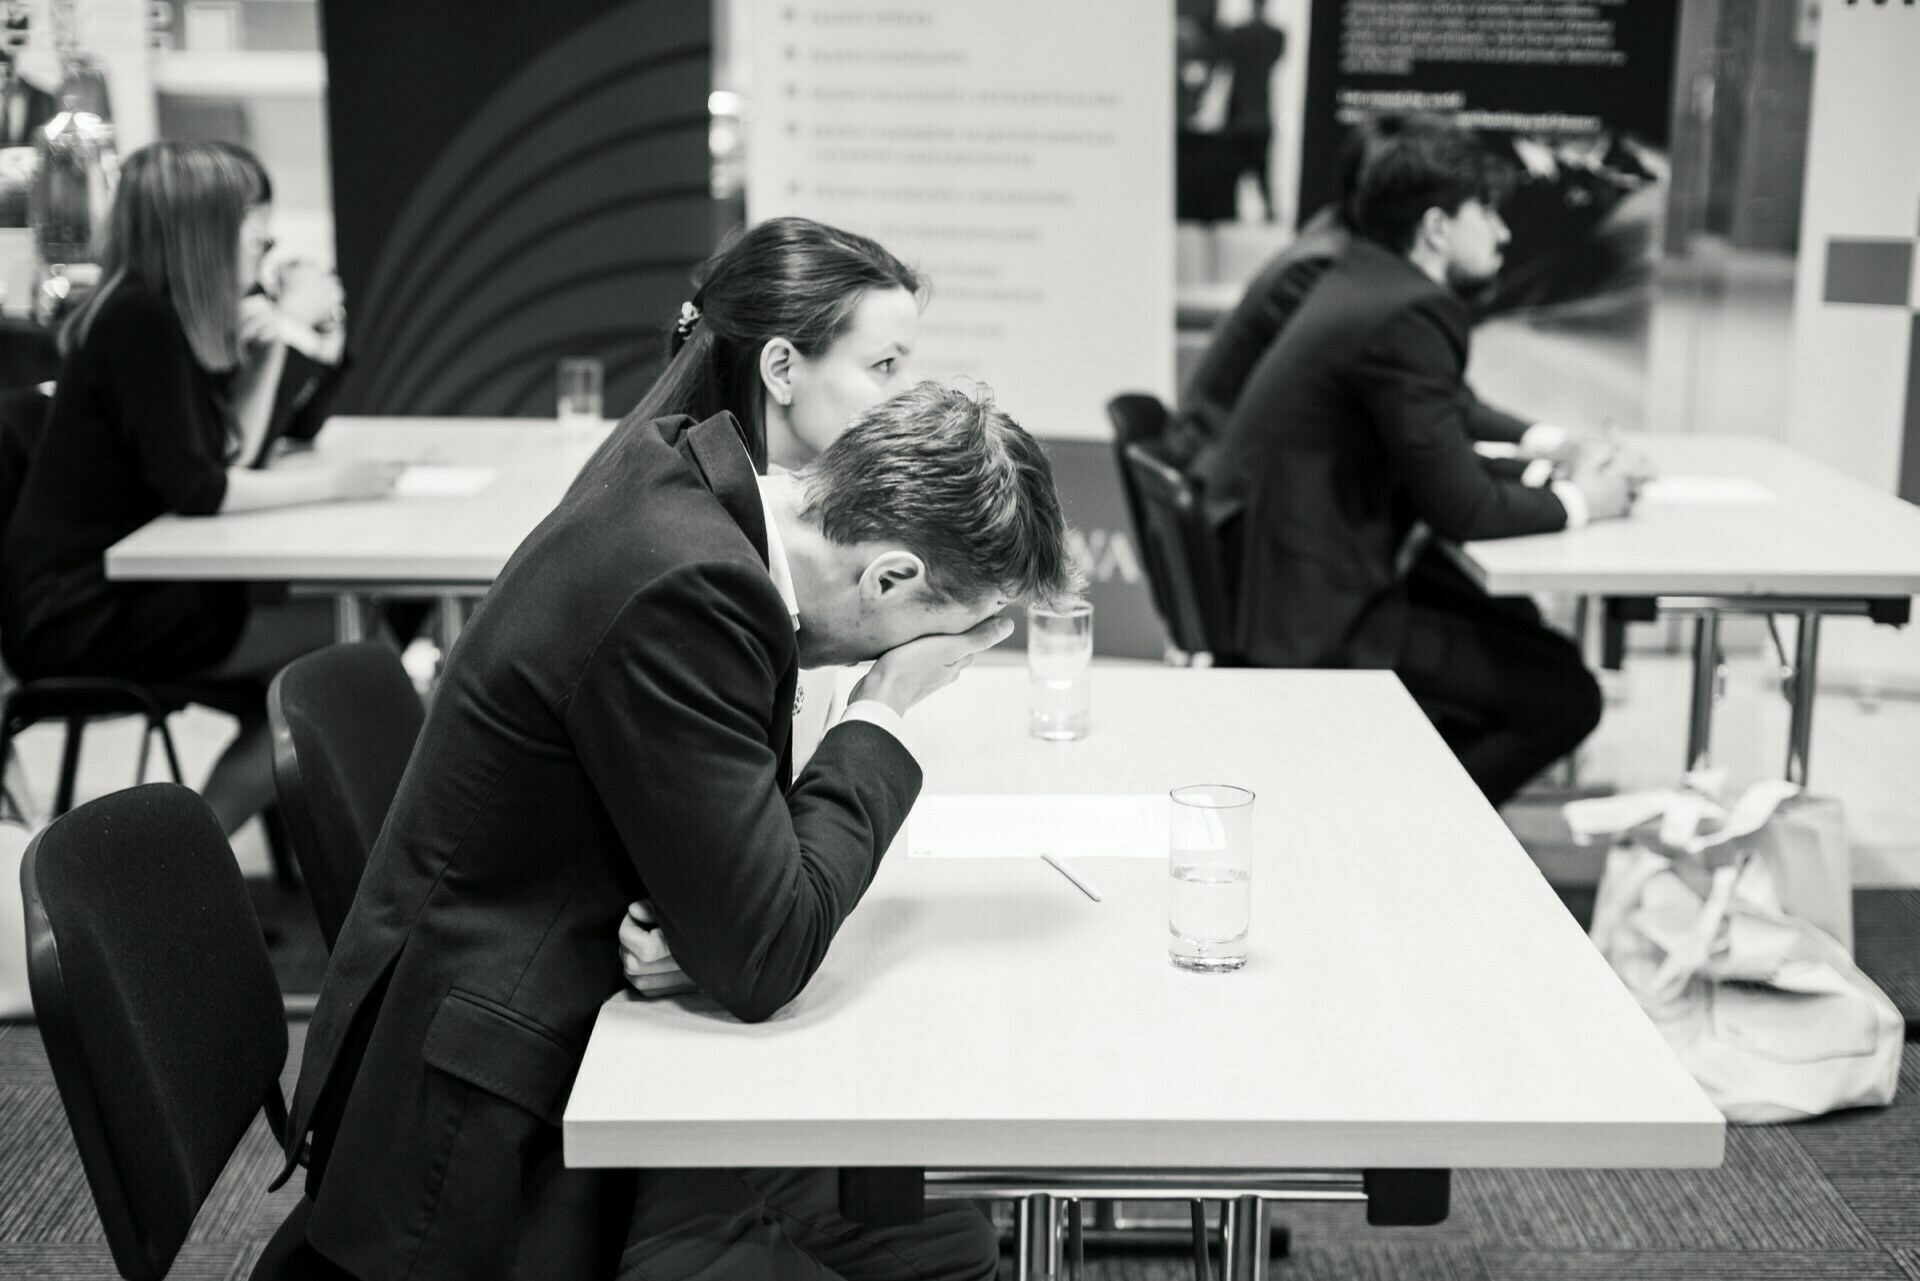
1296, 0, 1679, 315
321, 0, 712, 416
1017, 442, 1167, 663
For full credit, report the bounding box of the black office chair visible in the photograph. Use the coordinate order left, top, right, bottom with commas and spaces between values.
0, 384, 297, 879
0, 387, 187, 816
1121, 442, 1241, 665
20, 783, 349, 1279
1105, 394, 1183, 649
267, 643, 425, 950
1106, 392, 1171, 450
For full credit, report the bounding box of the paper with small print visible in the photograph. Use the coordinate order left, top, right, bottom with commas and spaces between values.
395, 465, 496, 498
907, 793, 1168, 859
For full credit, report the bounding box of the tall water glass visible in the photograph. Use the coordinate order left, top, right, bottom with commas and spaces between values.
1168, 784, 1255, 972
1027, 602, 1092, 740
557, 357, 604, 439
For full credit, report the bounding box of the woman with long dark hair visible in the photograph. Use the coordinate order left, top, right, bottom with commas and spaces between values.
630, 214, 923, 471
612, 216, 927, 998
0, 141, 400, 832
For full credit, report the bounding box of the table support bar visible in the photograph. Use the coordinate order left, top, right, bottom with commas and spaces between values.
921, 1170, 1367, 1202
332, 593, 366, 644
1688, 611, 1720, 772
1787, 610, 1821, 786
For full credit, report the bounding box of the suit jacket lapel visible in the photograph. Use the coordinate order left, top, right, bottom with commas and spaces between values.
678, 412, 796, 790
681, 412, 769, 566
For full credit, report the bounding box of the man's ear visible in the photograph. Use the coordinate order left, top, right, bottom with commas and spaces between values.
1416, 205, 1452, 254
759, 337, 798, 409
859, 550, 927, 602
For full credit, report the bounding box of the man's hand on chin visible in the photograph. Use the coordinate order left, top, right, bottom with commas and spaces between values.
619, 900, 697, 998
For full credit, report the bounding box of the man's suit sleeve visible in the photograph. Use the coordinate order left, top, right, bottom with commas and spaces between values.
1353, 300, 1569, 542
564, 560, 921, 1023
1457, 385, 1530, 444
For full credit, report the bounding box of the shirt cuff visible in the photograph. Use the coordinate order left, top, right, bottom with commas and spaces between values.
1521, 422, 1569, 458
1551, 480, 1589, 530
839, 699, 916, 765
1520, 457, 1556, 488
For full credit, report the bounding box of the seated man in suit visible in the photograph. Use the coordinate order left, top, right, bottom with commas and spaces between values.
1197, 117, 1637, 807
1183, 115, 1584, 468
275, 381, 1079, 1280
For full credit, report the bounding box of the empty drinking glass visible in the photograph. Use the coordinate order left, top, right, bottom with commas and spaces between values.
1168, 784, 1255, 972
557, 357, 603, 438
1027, 601, 1092, 740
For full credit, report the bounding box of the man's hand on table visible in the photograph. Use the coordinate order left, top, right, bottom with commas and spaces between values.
620, 899, 696, 999
1527, 424, 1656, 494
1566, 448, 1639, 522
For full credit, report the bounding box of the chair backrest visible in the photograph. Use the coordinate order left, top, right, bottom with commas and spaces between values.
267, 642, 425, 950
22, 783, 287, 1281
1105, 394, 1179, 632
1106, 392, 1170, 452
1122, 441, 1240, 661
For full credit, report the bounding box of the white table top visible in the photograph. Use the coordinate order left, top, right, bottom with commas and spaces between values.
1456, 434, 1920, 599
566, 667, 1724, 1172
105, 417, 606, 585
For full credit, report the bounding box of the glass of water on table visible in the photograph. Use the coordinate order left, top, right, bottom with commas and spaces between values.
1027, 601, 1092, 740
1168, 784, 1256, 972
556, 356, 604, 442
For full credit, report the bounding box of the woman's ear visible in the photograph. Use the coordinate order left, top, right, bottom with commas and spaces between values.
759, 337, 797, 409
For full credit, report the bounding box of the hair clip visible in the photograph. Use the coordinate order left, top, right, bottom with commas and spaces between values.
674, 300, 701, 339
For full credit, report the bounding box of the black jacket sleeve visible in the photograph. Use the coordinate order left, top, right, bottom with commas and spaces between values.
1457, 385, 1531, 444
101, 295, 230, 515
1353, 299, 1568, 542
276, 347, 346, 445
564, 559, 920, 1023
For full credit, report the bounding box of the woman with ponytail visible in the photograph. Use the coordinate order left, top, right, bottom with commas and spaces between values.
612, 217, 928, 1001
628, 214, 923, 471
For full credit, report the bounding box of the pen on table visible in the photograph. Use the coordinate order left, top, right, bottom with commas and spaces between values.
1040, 851, 1102, 902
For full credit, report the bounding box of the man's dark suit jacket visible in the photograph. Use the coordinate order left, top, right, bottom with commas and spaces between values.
1180, 208, 1533, 453
275, 412, 922, 1279
1197, 237, 1568, 670
1180, 206, 1348, 444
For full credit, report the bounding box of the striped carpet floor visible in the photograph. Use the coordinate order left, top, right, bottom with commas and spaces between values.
1, 891, 1915, 1279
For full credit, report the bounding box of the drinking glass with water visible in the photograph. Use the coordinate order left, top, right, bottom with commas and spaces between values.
1027, 601, 1092, 740
557, 357, 604, 440
1168, 784, 1255, 972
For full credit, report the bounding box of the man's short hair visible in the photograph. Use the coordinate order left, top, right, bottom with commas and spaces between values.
1350, 115, 1514, 254
798, 381, 1084, 607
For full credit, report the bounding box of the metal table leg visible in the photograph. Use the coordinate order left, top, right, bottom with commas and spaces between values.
1017, 1193, 1062, 1281
333, 592, 367, 643
1786, 610, 1822, 785
437, 593, 466, 654
1687, 610, 1720, 771
1226, 1194, 1269, 1281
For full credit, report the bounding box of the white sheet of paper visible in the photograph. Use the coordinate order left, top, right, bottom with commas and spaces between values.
394, 465, 497, 498
907, 793, 1169, 859
1636, 476, 1776, 506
